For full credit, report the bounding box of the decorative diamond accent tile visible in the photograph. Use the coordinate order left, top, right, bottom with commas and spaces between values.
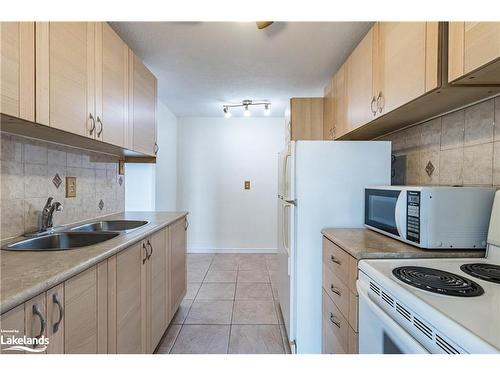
52, 173, 62, 189
118, 176, 123, 186
98, 199, 104, 211
425, 161, 435, 176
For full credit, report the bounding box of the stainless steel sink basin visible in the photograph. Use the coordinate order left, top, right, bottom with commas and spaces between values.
69, 220, 148, 233
2, 232, 119, 251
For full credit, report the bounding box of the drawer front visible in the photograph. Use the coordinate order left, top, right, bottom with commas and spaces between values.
349, 293, 358, 332
322, 289, 349, 354
323, 264, 349, 319
349, 328, 358, 354
322, 237, 350, 281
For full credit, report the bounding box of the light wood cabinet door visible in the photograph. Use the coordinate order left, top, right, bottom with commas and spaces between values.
64, 266, 98, 353
332, 63, 348, 139
24, 293, 47, 354
323, 78, 334, 140
449, 22, 500, 83
169, 218, 187, 318
0, 22, 35, 121
376, 22, 437, 115
45, 284, 64, 354
0, 304, 25, 354
115, 241, 148, 354
148, 229, 167, 351
96, 22, 129, 147
36, 22, 95, 137
130, 50, 157, 156
346, 27, 375, 131
290, 97, 324, 140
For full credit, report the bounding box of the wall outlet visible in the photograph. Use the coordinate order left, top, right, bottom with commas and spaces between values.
66, 176, 77, 198
244, 180, 251, 190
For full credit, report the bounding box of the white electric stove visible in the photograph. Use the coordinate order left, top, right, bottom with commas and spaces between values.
357, 191, 500, 354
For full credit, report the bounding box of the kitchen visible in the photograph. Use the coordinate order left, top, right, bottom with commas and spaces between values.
1, 1, 500, 371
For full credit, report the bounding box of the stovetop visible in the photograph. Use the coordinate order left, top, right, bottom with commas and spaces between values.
460, 263, 500, 284
359, 257, 500, 352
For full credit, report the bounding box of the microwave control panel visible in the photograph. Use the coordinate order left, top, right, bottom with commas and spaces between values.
406, 191, 420, 244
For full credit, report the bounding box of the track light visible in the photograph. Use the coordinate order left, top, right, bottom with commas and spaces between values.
222, 100, 271, 118
264, 103, 271, 116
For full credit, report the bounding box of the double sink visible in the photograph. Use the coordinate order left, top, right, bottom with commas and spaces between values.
2, 220, 148, 251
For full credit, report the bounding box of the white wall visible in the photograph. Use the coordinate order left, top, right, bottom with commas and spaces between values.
177, 116, 285, 253
155, 101, 178, 210
126, 100, 177, 211
125, 163, 156, 211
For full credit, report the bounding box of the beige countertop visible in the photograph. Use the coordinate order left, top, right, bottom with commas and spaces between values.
0, 211, 188, 314
321, 228, 486, 260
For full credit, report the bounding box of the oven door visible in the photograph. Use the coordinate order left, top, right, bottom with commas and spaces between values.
365, 188, 406, 240
358, 280, 429, 354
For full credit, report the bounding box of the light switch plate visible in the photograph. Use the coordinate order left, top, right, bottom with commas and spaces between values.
244, 180, 251, 190
66, 176, 77, 198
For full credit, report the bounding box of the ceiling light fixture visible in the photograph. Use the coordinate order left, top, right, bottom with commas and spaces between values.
222, 99, 271, 118
264, 103, 271, 116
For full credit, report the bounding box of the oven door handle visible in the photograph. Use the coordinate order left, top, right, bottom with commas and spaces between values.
358, 281, 429, 354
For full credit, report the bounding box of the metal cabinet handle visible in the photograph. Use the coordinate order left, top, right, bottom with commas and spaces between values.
376, 91, 384, 113
32, 304, 46, 347
329, 312, 341, 328
96, 116, 103, 137
185, 218, 189, 231
154, 142, 159, 155
370, 96, 377, 116
88, 113, 96, 135
52, 293, 64, 334
330, 284, 341, 296
330, 255, 342, 265
142, 243, 148, 264
147, 240, 153, 260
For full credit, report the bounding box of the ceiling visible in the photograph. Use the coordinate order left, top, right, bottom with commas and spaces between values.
110, 22, 373, 118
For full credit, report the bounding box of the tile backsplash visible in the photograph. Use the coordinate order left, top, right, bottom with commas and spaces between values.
0, 133, 125, 239
381, 96, 500, 187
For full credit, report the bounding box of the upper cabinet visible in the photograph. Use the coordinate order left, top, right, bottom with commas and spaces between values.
0, 22, 35, 122
130, 50, 158, 156
289, 97, 324, 140
1, 22, 157, 159
448, 22, 500, 84
346, 27, 375, 131
36, 22, 95, 136
96, 22, 129, 148
323, 63, 347, 140
375, 22, 439, 115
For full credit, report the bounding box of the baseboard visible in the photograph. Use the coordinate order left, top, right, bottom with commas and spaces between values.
187, 248, 277, 254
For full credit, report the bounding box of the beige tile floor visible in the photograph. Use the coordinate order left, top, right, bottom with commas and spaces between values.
155, 253, 291, 354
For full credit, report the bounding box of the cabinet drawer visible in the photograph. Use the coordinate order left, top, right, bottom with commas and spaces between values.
323, 264, 358, 332
323, 237, 357, 293
322, 289, 349, 354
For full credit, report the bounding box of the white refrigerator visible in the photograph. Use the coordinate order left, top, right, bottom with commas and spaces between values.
277, 140, 391, 354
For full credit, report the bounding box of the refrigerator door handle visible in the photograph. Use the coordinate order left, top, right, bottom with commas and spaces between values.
283, 153, 291, 199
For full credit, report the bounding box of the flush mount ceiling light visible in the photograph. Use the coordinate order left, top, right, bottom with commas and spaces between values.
222, 100, 271, 118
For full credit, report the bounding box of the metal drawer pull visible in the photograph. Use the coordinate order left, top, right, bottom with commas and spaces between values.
330, 284, 341, 296
142, 243, 148, 264
88, 113, 96, 135
32, 304, 46, 348
329, 313, 341, 328
370, 96, 377, 116
96, 116, 103, 137
185, 218, 189, 231
330, 255, 342, 265
154, 142, 159, 155
147, 240, 153, 260
52, 293, 64, 334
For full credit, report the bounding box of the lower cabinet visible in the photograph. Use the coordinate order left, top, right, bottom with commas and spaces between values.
0, 217, 187, 354
322, 236, 359, 354
169, 217, 187, 320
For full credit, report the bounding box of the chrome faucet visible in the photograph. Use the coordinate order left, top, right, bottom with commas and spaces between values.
40, 197, 63, 232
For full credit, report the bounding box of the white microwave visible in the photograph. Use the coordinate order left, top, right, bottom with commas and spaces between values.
364, 186, 496, 249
